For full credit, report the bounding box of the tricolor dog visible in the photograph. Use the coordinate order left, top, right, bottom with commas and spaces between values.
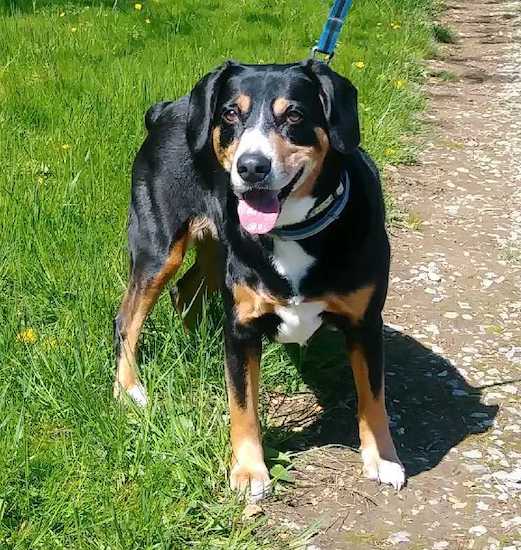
114, 60, 405, 501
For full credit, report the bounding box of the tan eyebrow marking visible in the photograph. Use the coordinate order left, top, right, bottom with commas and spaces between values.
272, 97, 289, 117
236, 94, 251, 113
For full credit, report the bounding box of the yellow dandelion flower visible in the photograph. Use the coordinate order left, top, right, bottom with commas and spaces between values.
71, 27, 77, 32
17, 328, 38, 344
134, 3, 143, 10
354, 61, 365, 69
384, 148, 396, 157
393, 79, 406, 89
390, 22, 401, 30
62, 144, 71, 150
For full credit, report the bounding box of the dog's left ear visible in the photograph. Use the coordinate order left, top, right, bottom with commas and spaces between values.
303, 60, 360, 155
186, 61, 235, 159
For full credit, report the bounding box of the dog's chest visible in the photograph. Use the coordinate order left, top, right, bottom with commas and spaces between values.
270, 239, 324, 345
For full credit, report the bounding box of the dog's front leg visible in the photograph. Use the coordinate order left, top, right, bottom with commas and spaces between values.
224, 329, 270, 502
349, 321, 406, 490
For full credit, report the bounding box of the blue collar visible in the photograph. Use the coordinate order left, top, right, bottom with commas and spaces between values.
271, 170, 350, 241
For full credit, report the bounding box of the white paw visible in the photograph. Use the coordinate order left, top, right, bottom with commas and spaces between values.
114, 382, 148, 407
362, 450, 406, 490
127, 383, 148, 407
230, 463, 271, 503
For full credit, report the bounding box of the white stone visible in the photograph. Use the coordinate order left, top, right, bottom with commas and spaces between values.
463, 450, 483, 459
468, 525, 487, 536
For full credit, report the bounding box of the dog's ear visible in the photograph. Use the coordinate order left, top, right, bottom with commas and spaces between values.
304, 60, 360, 155
186, 61, 235, 158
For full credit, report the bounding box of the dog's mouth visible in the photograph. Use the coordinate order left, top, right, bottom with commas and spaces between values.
237, 168, 304, 235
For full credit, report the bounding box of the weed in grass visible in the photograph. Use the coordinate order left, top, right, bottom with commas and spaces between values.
436, 69, 458, 82
0, 0, 434, 546
499, 247, 521, 266
439, 70, 458, 82
433, 23, 457, 44
404, 212, 424, 231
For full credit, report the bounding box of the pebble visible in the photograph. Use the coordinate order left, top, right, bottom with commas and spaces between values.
463, 450, 483, 459
428, 271, 442, 282
468, 526, 488, 536
444, 312, 459, 319
387, 531, 411, 545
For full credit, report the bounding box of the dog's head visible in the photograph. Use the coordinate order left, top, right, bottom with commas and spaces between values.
187, 60, 360, 235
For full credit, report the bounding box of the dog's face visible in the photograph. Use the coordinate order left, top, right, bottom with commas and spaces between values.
187, 61, 360, 235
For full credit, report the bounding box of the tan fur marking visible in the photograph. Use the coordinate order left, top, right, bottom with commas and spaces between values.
227, 351, 265, 480
212, 126, 238, 172
189, 215, 218, 241
349, 345, 397, 460
272, 97, 289, 117
269, 128, 329, 200
236, 93, 251, 114
115, 234, 189, 393
292, 128, 330, 199
233, 284, 285, 325
151, 237, 189, 289
324, 284, 375, 324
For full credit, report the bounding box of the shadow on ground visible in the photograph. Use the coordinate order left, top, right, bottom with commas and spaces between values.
265, 326, 498, 478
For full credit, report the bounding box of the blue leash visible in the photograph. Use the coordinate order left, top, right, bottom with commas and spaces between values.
312, 0, 353, 62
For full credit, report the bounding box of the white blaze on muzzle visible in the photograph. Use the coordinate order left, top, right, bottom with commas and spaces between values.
231, 125, 279, 234
230, 126, 277, 190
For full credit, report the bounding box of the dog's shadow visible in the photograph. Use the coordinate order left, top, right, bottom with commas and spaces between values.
264, 326, 498, 477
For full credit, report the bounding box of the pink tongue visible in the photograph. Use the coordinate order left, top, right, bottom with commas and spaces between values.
237, 190, 280, 234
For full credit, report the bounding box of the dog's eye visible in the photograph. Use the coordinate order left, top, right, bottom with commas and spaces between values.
286, 110, 303, 124
223, 108, 240, 124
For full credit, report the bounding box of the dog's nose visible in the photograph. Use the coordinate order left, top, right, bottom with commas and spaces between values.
237, 153, 271, 184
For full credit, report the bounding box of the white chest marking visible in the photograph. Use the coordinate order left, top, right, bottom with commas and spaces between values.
271, 239, 315, 293
271, 238, 324, 345
274, 301, 325, 345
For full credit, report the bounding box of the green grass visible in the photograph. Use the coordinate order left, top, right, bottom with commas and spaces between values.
0, 0, 434, 547
437, 69, 458, 82
433, 22, 457, 44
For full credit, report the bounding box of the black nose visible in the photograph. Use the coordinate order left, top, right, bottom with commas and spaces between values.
236, 153, 271, 184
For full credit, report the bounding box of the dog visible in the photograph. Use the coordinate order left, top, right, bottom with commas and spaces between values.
114, 60, 405, 502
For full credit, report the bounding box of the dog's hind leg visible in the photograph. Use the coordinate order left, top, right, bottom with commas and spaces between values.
171, 234, 221, 330
114, 229, 189, 406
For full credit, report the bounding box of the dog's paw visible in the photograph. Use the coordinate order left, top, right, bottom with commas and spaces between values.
361, 449, 406, 490
230, 462, 271, 503
113, 382, 148, 407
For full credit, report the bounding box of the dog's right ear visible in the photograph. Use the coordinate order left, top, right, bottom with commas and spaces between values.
186, 61, 235, 159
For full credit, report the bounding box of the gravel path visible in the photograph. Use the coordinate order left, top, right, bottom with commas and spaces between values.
263, 1, 521, 547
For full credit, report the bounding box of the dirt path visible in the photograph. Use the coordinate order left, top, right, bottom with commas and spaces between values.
263, 1, 521, 547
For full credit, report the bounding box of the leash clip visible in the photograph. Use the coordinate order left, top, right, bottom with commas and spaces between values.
311, 0, 353, 65
310, 46, 334, 65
